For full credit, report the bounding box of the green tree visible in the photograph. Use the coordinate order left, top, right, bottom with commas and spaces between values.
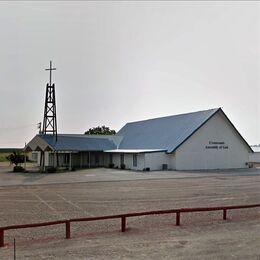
84, 125, 116, 135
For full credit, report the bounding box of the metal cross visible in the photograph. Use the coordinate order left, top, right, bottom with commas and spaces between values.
45, 60, 56, 85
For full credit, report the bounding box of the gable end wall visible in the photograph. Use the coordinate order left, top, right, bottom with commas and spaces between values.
175, 111, 250, 170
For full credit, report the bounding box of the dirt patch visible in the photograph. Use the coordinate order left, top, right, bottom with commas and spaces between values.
0, 171, 259, 259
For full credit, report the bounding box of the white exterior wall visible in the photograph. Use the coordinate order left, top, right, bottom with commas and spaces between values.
113, 154, 121, 168
167, 153, 176, 170
110, 152, 175, 171
37, 152, 41, 165
136, 154, 145, 170
175, 111, 251, 170
124, 154, 134, 169
144, 152, 171, 171
44, 152, 50, 166
111, 153, 144, 170
249, 152, 260, 163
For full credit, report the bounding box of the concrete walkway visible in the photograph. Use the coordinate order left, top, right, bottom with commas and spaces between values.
0, 163, 260, 187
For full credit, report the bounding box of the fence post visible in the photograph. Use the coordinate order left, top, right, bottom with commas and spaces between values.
14, 238, 16, 260
121, 217, 126, 232
65, 221, 71, 239
0, 229, 4, 247
223, 209, 227, 220
176, 212, 180, 226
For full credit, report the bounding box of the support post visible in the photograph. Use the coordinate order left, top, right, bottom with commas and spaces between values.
0, 229, 4, 247
24, 144, 27, 171
176, 212, 180, 226
69, 153, 72, 171
14, 238, 16, 260
223, 209, 227, 220
88, 152, 90, 168
65, 221, 71, 239
56, 152, 59, 168
39, 151, 43, 171
121, 216, 126, 232
43, 152, 45, 172
80, 152, 83, 168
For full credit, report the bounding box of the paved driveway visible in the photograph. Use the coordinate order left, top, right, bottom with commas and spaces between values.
0, 162, 260, 186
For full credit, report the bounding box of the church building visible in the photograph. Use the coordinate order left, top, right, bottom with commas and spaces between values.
26, 108, 253, 171
25, 62, 254, 171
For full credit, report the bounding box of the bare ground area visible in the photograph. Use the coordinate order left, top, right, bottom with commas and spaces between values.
0, 164, 259, 259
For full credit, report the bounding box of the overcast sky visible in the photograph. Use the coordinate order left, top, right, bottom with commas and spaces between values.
0, 1, 259, 148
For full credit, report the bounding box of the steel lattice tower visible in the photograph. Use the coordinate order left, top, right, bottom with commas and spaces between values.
42, 61, 58, 141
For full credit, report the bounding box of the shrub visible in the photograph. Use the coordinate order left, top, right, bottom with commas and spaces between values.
120, 163, 126, 169
13, 166, 24, 172
6, 152, 27, 166
45, 166, 57, 173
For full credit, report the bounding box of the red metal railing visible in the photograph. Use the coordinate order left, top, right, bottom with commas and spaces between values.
0, 203, 259, 247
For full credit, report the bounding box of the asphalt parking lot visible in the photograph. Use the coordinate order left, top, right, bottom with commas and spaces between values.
0, 164, 259, 259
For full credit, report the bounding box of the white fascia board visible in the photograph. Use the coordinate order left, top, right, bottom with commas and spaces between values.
104, 149, 166, 154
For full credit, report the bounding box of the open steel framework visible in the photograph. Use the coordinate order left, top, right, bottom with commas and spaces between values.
42, 61, 57, 141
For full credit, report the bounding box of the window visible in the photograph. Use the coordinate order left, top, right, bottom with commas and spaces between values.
95, 154, 99, 165
49, 153, 54, 166
64, 154, 70, 165
133, 154, 137, 167
32, 152, 38, 161
120, 153, 124, 165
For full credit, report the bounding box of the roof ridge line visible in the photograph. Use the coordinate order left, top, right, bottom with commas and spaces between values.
123, 108, 221, 126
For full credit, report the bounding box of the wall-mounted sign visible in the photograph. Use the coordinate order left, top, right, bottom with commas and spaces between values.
205, 141, 228, 150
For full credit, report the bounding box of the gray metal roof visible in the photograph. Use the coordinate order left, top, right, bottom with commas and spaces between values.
39, 134, 116, 151
28, 108, 252, 154
117, 108, 221, 153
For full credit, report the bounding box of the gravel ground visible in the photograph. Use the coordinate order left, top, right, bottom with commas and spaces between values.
0, 165, 259, 259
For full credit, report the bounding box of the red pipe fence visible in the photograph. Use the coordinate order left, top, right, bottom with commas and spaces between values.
0, 203, 259, 247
